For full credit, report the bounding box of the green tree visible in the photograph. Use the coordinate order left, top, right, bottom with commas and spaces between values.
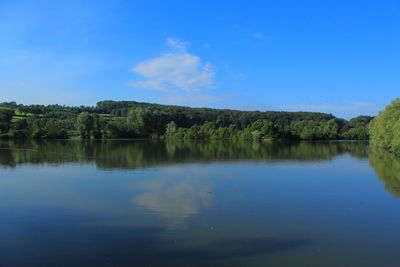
322, 119, 340, 139
12, 118, 28, 130
106, 118, 129, 138
44, 119, 68, 139
10, 117, 29, 139
250, 119, 278, 141
76, 112, 94, 139
342, 116, 373, 140
0, 108, 14, 133
92, 114, 107, 139
28, 118, 47, 138
127, 107, 154, 136
370, 98, 400, 154
165, 121, 177, 138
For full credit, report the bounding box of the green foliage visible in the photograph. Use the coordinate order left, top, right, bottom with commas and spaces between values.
341, 116, 373, 140
76, 112, 94, 139
342, 126, 369, 140
290, 120, 321, 140
369, 98, 400, 154
23, 118, 68, 139
250, 119, 278, 141
348, 116, 374, 127
43, 119, 68, 139
165, 121, 178, 137
12, 118, 28, 130
0, 100, 376, 141
28, 118, 47, 138
74, 113, 108, 139
105, 118, 129, 138
0, 108, 15, 133
95, 100, 338, 130
127, 107, 153, 136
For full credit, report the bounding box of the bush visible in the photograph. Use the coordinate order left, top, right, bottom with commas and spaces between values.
370, 98, 400, 154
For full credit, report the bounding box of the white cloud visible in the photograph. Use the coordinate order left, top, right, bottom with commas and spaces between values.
129, 38, 215, 93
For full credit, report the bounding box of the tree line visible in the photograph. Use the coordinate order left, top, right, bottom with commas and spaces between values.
0, 100, 374, 141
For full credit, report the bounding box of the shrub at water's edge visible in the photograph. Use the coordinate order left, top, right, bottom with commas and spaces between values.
369, 98, 400, 154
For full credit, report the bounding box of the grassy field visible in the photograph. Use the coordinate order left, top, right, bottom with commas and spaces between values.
11, 109, 35, 122
2, 106, 121, 131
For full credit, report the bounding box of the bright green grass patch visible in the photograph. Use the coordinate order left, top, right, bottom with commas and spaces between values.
15, 110, 34, 116
11, 116, 26, 122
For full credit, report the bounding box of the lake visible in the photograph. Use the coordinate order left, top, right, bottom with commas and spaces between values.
0, 140, 399, 266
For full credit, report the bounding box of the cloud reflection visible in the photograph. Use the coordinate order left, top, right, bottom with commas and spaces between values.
133, 168, 214, 229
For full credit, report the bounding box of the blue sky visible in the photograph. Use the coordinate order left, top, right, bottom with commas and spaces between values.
0, 0, 399, 118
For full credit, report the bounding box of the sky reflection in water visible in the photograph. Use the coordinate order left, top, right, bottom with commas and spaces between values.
0, 140, 399, 266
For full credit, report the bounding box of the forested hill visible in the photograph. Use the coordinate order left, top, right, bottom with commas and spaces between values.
0, 100, 373, 141
1, 100, 336, 121
96, 100, 337, 128
97, 100, 335, 117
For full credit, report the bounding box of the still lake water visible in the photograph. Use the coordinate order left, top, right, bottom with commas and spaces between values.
0, 140, 399, 266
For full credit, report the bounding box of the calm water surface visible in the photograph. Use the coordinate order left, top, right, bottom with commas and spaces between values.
0, 140, 399, 266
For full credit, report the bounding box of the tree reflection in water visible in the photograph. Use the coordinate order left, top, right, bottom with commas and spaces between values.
3, 139, 400, 198
369, 148, 400, 198
0, 139, 369, 169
